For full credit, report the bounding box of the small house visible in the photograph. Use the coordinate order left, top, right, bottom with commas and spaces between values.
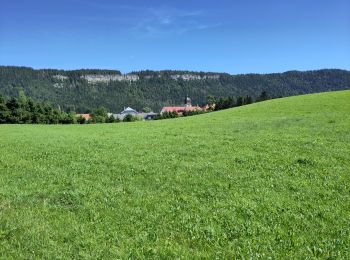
76, 114, 92, 121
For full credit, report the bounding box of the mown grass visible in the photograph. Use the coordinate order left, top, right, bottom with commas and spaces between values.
0, 90, 349, 258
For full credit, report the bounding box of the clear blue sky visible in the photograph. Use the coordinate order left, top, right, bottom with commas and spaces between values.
1, 0, 349, 74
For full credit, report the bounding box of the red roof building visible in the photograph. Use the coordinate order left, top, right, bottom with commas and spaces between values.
161, 106, 201, 114
76, 114, 92, 121
161, 96, 205, 115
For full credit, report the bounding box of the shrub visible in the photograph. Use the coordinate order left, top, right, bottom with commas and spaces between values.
123, 114, 138, 122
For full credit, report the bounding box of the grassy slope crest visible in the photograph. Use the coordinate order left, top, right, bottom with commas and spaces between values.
0, 90, 349, 258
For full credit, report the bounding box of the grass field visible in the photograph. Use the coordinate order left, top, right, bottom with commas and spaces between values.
1, 90, 349, 258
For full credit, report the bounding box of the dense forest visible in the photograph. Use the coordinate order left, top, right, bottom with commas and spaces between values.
0, 92, 128, 124
0, 66, 349, 113
0, 91, 77, 124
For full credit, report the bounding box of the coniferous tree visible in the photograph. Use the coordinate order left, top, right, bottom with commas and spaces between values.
258, 90, 269, 102
236, 96, 243, 106
244, 95, 253, 104
0, 94, 9, 123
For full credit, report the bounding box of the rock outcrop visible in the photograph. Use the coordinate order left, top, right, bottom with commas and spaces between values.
169, 74, 220, 81
81, 74, 139, 83
53, 75, 68, 80
53, 73, 219, 84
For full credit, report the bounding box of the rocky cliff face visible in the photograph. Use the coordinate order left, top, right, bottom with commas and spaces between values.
170, 74, 220, 81
53, 75, 69, 80
140, 73, 220, 81
81, 74, 139, 83
52, 73, 220, 84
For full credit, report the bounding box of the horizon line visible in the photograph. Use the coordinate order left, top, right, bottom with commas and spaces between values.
1, 64, 349, 76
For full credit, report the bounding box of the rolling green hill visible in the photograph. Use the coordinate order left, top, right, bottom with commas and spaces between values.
0, 90, 349, 258
1, 66, 349, 112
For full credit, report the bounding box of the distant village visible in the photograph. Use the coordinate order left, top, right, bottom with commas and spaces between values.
0, 91, 262, 125
76, 96, 211, 122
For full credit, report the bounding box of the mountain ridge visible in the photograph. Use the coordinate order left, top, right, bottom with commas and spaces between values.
0, 66, 349, 113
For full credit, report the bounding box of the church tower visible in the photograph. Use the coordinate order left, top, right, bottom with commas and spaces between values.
184, 96, 192, 107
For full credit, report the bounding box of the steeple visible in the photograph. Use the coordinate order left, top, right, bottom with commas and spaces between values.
184, 95, 192, 107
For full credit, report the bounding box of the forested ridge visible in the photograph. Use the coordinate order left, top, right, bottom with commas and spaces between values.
0, 66, 349, 113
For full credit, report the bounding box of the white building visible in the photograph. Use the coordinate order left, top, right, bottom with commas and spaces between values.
108, 107, 156, 121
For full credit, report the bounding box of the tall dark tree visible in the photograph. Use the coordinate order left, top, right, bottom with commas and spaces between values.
0, 94, 9, 123
244, 95, 253, 104
258, 90, 269, 102
236, 96, 243, 106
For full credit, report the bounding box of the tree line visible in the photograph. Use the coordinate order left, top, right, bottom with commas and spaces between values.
0, 92, 145, 124
0, 90, 277, 124
0, 92, 77, 124
153, 91, 272, 120
210, 90, 272, 111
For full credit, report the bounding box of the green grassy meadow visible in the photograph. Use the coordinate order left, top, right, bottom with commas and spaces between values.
1, 90, 349, 258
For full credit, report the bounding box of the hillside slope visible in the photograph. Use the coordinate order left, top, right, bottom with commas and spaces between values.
0, 91, 349, 258
0, 66, 349, 112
